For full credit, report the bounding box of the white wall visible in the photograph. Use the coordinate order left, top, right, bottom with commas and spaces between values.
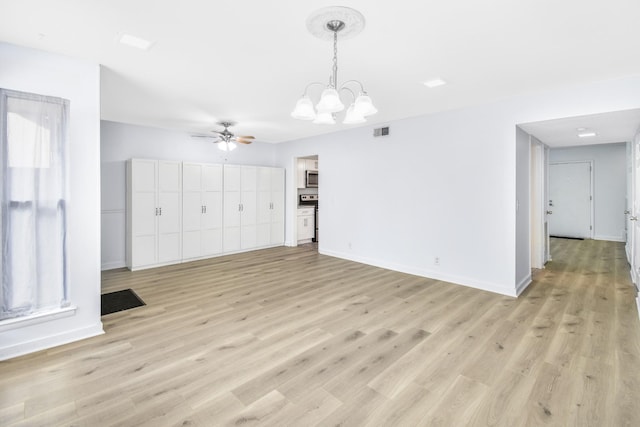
550, 143, 627, 241
275, 75, 640, 296
100, 120, 278, 269
0, 43, 102, 360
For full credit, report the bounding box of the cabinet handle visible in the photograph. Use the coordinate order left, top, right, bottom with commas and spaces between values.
238, 204, 242, 212
201, 205, 204, 213
159, 207, 162, 216
155, 207, 158, 216
204, 205, 207, 213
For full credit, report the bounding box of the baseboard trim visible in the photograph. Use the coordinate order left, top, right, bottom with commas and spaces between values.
515, 274, 532, 296
594, 235, 625, 243
101, 261, 126, 271
0, 323, 104, 361
319, 249, 518, 297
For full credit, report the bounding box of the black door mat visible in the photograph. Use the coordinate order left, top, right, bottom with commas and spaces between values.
550, 236, 584, 240
101, 289, 145, 316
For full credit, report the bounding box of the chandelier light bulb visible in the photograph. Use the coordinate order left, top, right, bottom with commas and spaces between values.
291, 96, 316, 120
343, 104, 366, 124
354, 94, 378, 117
316, 88, 344, 113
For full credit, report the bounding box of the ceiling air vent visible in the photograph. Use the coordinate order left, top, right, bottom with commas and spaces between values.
373, 127, 389, 137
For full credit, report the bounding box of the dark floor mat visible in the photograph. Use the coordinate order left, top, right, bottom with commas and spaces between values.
101, 289, 145, 316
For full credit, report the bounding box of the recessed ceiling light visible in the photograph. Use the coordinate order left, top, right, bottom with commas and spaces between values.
119, 33, 154, 50
423, 78, 447, 88
578, 131, 597, 138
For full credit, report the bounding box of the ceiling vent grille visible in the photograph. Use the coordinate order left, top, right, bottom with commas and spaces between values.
373, 127, 389, 137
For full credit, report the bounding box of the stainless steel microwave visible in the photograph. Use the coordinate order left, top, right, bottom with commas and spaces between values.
306, 170, 318, 188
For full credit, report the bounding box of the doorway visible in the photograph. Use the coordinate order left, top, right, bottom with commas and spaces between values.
294, 155, 319, 248
548, 161, 593, 239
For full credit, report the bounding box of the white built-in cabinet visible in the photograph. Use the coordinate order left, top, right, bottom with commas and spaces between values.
126, 159, 182, 270
223, 165, 258, 252
257, 167, 285, 246
127, 159, 284, 271
182, 163, 223, 260
296, 158, 319, 188
297, 207, 315, 242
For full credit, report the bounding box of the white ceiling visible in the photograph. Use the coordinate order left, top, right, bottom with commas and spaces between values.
2, 0, 640, 143
519, 109, 640, 147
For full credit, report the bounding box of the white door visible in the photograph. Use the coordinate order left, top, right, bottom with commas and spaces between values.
223, 165, 242, 252
548, 162, 592, 239
182, 163, 203, 259
270, 168, 285, 245
131, 159, 157, 267
202, 164, 223, 256
240, 166, 257, 249
256, 167, 272, 247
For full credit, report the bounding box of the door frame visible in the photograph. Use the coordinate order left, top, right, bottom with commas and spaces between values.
530, 138, 546, 268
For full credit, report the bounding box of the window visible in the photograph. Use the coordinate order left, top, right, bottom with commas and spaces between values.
0, 89, 69, 320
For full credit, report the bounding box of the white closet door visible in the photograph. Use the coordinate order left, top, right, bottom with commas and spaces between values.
158, 161, 182, 263
270, 168, 285, 245
202, 164, 223, 256
240, 166, 257, 249
130, 159, 158, 267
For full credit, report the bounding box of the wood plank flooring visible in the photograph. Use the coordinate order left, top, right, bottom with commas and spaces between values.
1, 238, 639, 426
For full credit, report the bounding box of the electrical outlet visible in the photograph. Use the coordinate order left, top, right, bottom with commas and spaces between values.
434, 257, 440, 266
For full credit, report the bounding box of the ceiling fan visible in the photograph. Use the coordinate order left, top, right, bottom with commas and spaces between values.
193, 121, 255, 151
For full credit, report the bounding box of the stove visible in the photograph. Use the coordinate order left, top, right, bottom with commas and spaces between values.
299, 194, 319, 242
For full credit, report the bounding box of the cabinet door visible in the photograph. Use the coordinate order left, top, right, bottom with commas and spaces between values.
202, 191, 223, 255
182, 163, 202, 259
158, 161, 182, 263
182, 163, 202, 193
182, 191, 202, 259
270, 168, 285, 244
240, 166, 257, 249
297, 215, 314, 240
297, 159, 306, 189
202, 164, 223, 256
130, 159, 158, 267
241, 189, 257, 249
223, 190, 241, 252
306, 159, 318, 171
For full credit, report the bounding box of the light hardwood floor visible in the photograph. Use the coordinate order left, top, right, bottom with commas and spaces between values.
1, 238, 639, 426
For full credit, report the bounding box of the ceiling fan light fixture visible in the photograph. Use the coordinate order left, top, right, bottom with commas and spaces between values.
313, 112, 336, 125
343, 104, 366, 124
316, 88, 344, 113
291, 96, 316, 120
218, 141, 238, 151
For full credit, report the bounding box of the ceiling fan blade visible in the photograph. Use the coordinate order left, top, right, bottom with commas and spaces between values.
235, 135, 255, 139
192, 134, 216, 139
233, 137, 253, 143
235, 140, 253, 145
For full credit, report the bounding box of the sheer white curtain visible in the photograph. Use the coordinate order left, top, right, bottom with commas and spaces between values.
0, 89, 69, 320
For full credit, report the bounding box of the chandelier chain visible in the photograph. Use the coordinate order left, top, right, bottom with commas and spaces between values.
332, 29, 338, 89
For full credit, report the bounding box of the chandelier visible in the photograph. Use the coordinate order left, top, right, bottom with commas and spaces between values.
291, 7, 377, 125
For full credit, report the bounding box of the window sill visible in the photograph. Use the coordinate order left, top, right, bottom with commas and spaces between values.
0, 306, 77, 332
